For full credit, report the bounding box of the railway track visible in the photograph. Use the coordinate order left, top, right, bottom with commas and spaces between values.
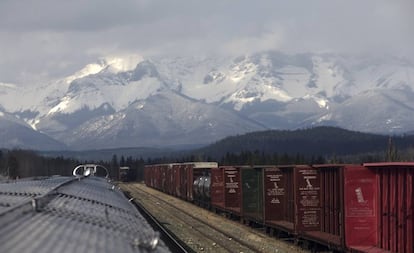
123, 190, 192, 253
121, 183, 307, 253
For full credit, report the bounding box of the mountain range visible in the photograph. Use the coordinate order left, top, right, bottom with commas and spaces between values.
1, 51, 413, 150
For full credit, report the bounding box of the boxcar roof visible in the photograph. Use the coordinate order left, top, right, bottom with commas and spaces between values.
0, 176, 170, 253
363, 162, 414, 167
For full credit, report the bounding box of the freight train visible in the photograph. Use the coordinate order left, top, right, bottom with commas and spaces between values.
144, 162, 414, 253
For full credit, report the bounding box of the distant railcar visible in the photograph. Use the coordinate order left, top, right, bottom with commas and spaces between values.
119, 166, 131, 181
145, 162, 218, 205
144, 161, 414, 253
241, 166, 264, 224
211, 166, 243, 217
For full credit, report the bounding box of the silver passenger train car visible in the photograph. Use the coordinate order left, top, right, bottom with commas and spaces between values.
0, 164, 170, 253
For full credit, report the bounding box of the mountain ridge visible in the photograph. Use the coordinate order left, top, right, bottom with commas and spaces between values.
0, 51, 414, 150
195, 126, 414, 161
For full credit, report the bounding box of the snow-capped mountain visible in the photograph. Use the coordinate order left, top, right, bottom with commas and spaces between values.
307, 88, 414, 133
0, 107, 66, 150
55, 90, 264, 149
1, 51, 414, 150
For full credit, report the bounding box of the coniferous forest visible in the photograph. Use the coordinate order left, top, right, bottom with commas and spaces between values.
1, 127, 414, 181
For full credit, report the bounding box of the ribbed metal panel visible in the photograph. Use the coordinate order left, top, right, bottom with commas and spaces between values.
0, 176, 170, 253
57, 177, 134, 211
0, 176, 74, 213
0, 176, 72, 196
0, 194, 33, 212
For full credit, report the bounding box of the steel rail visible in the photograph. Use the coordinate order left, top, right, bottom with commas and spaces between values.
127, 184, 264, 253
123, 190, 194, 253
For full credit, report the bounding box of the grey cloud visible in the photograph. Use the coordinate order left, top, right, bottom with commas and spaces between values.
0, 0, 412, 84
0, 0, 153, 32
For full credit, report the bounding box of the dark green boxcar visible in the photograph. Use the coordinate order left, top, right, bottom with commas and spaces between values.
241, 167, 264, 223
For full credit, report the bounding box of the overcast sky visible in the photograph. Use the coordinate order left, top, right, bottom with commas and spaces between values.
0, 0, 413, 85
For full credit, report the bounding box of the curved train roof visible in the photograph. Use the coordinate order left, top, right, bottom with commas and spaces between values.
0, 175, 170, 253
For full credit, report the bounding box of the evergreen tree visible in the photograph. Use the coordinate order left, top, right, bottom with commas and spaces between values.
386, 137, 399, 162
7, 154, 19, 179
120, 156, 126, 167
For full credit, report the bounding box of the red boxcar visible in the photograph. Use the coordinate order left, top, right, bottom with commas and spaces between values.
171, 163, 181, 197
166, 164, 174, 195
146, 162, 414, 252
363, 162, 414, 253
174, 164, 186, 199
145, 162, 218, 202
294, 165, 321, 234
299, 164, 378, 252
211, 167, 225, 211
144, 164, 160, 189
264, 165, 294, 233
157, 164, 166, 192
144, 164, 151, 186
264, 165, 320, 236
210, 166, 243, 216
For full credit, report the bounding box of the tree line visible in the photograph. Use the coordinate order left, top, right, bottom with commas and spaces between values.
1, 127, 412, 181
0, 149, 146, 181
0, 149, 324, 181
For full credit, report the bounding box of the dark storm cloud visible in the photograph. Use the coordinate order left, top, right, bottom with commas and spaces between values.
0, 0, 412, 84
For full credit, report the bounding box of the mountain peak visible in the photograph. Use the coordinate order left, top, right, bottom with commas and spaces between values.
130, 60, 160, 81
63, 55, 143, 84
102, 54, 143, 73
1, 51, 414, 150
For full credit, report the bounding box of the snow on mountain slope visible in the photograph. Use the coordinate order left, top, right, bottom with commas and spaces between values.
0, 55, 145, 129
33, 60, 165, 136
44, 60, 161, 115
87, 53, 414, 137
348, 58, 414, 94
1, 51, 414, 150
152, 54, 296, 108
64, 54, 144, 84
0, 108, 66, 150
152, 53, 348, 111
0, 82, 27, 112
309, 88, 414, 133
57, 90, 265, 149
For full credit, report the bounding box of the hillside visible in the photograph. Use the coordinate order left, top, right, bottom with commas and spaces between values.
39, 126, 414, 164
196, 126, 414, 160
